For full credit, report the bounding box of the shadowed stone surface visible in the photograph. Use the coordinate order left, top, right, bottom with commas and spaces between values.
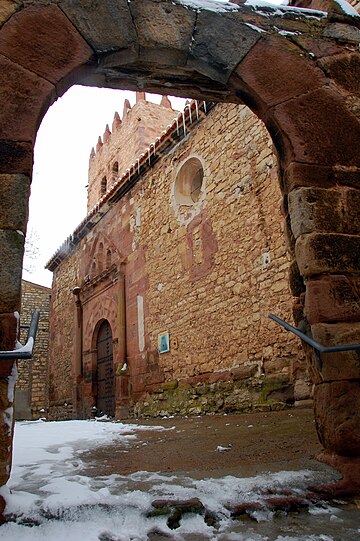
0, 141, 33, 175
296, 232, 360, 277
306, 276, 360, 324
0, 229, 24, 313
60, 0, 136, 53
0, 174, 30, 231
285, 163, 360, 192
188, 10, 259, 83
272, 87, 360, 166
0, 5, 93, 84
234, 36, 326, 109
319, 52, 360, 95
0, 55, 54, 141
323, 22, 360, 42
289, 187, 360, 239
130, 0, 196, 66
0, 313, 17, 353
310, 322, 360, 382
314, 380, 360, 456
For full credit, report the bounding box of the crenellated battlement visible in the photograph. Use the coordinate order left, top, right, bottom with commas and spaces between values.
87, 92, 177, 211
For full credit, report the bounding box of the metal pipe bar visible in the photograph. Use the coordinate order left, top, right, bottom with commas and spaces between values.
268, 314, 360, 354
0, 310, 40, 360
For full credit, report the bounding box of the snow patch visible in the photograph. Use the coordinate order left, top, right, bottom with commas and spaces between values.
2, 420, 358, 540
176, 0, 239, 12
332, 0, 359, 16
246, 22, 267, 32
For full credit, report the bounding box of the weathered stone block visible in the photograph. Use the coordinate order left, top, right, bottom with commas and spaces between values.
346, 189, 360, 235
60, 0, 135, 53
323, 23, 360, 44
0, 141, 33, 175
235, 35, 325, 109
272, 87, 360, 166
130, 0, 195, 66
0, 54, 54, 142
296, 232, 360, 278
0, 312, 17, 353
0, 229, 24, 312
318, 52, 360, 95
0, 0, 19, 28
231, 364, 257, 380
289, 187, 343, 239
263, 358, 290, 375
311, 322, 360, 382
285, 163, 360, 192
0, 174, 30, 231
285, 163, 333, 192
188, 10, 259, 83
291, 35, 343, 60
283, 214, 295, 257
314, 380, 360, 455
306, 275, 360, 324
333, 165, 360, 188
0, 5, 93, 83
289, 260, 304, 297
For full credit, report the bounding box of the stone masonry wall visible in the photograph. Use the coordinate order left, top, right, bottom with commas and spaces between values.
48, 102, 310, 420
130, 103, 308, 416
15, 280, 51, 420
48, 256, 80, 420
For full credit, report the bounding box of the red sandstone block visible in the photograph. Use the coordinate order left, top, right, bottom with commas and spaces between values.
0, 312, 17, 351
0, 141, 33, 175
318, 52, 360, 95
234, 35, 325, 109
305, 275, 360, 324
314, 380, 360, 455
311, 322, 360, 383
0, 359, 15, 378
295, 232, 360, 278
272, 87, 360, 167
0, 54, 54, 142
0, 5, 93, 84
0, 174, 30, 232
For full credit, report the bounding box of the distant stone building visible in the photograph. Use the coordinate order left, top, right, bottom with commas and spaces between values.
46, 93, 310, 421
15, 280, 50, 420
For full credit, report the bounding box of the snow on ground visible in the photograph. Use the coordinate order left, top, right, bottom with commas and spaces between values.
1, 420, 360, 540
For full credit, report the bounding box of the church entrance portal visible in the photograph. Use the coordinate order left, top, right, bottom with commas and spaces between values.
96, 320, 115, 418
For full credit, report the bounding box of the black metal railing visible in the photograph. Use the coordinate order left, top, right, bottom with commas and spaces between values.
0, 310, 40, 360
268, 313, 360, 355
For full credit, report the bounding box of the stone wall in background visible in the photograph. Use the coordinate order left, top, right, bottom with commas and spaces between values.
48, 256, 80, 420
15, 280, 51, 420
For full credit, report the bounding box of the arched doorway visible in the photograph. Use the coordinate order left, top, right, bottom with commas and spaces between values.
96, 320, 115, 417
0, 0, 359, 504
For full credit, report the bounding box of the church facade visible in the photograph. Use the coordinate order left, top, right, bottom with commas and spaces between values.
46, 93, 309, 420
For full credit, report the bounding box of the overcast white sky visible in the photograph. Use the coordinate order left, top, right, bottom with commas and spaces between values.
22, 87, 185, 287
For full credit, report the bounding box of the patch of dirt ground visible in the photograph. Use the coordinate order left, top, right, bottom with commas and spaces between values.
81, 406, 337, 480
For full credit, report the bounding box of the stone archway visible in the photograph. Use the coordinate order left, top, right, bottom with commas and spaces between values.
95, 320, 115, 418
0, 0, 359, 512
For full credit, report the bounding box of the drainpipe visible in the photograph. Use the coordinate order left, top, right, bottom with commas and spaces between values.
118, 272, 127, 369
117, 271, 130, 417
72, 286, 83, 417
